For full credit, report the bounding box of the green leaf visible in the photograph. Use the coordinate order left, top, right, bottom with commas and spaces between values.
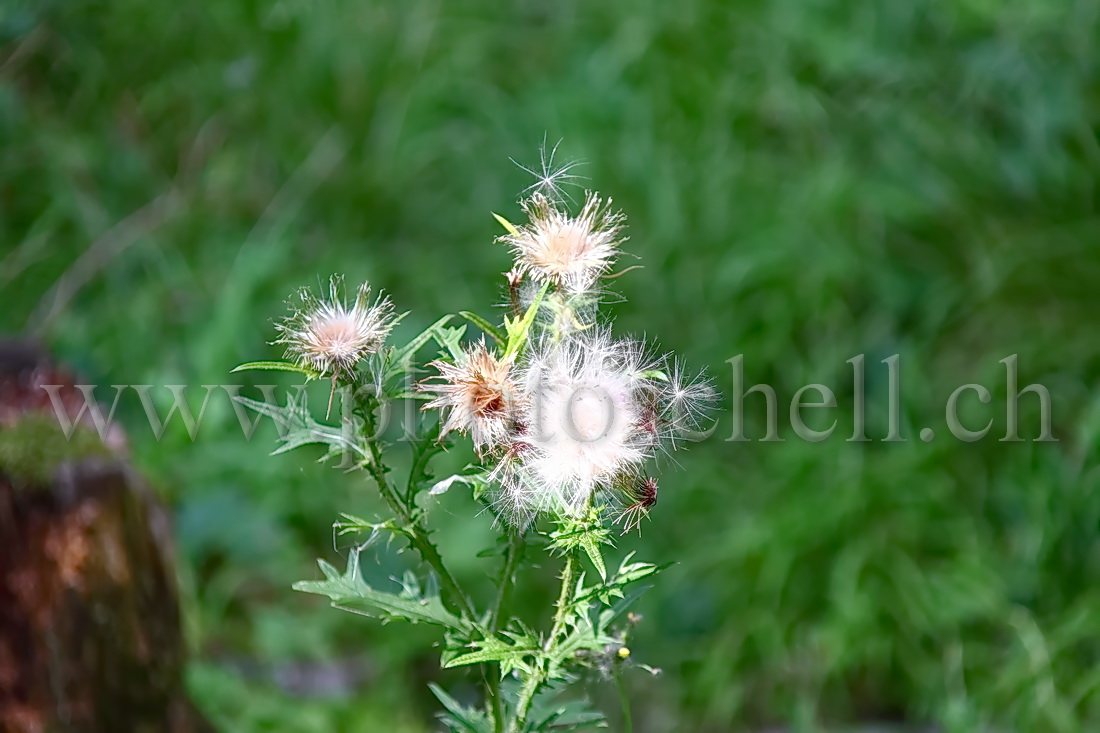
579, 530, 607, 581
503, 281, 550, 360
428, 683, 493, 733
432, 323, 469, 360
233, 392, 367, 462
596, 584, 654, 632
553, 614, 613, 671
528, 684, 608, 731
390, 390, 433, 401
430, 470, 492, 501
459, 311, 507, 348
332, 513, 411, 541
294, 549, 473, 633
549, 507, 613, 580
231, 360, 322, 380
492, 211, 519, 235
635, 369, 669, 382
386, 315, 454, 378
443, 632, 540, 677
578, 553, 670, 607
406, 419, 450, 506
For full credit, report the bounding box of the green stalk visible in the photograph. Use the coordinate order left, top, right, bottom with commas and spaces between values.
509, 549, 579, 732
509, 667, 545, 733
488, 532, 525, 732
491, 532, 525, 631
360, 404, 473, 619
546, 551, 578, 647
615, 673, 634, 733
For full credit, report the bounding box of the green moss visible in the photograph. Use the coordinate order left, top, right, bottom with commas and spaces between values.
0, 414, 114, 487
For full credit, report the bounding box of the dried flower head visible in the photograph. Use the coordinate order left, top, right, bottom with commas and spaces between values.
419, 341, 518, 455
275, 276, 396, 376
616, 475, 659, 534
501, 192, 625, 294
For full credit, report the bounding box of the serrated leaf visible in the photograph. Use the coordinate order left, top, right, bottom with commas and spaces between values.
431, 324, 468, 361
231, 360, 322, 380
578, 531, 607, 581
596, 584, 654, 632
404, 419, 448, 506
528, 685, 609, 731
444, 635, 539, 677
332, 513, 411, 541
294, 549, 473, 632
531, 701, 608, 732
614, 552, 667, 585
428, 684, 493, 733
390, 390, 433, 401
430, 471, 492, 500
458, 311, 507, 348
386, 315, 454, 379
553, 614, 612, 670
233, 393, 368, 462
576, 554, 670, 607
549, 509, 613, 580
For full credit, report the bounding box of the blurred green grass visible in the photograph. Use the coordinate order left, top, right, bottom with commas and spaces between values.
4, 0, 1100, 730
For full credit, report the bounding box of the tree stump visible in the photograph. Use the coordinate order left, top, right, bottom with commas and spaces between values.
0, 340, 211, 733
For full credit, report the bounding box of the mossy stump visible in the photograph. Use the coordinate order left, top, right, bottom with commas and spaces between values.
0, 340, 210, 733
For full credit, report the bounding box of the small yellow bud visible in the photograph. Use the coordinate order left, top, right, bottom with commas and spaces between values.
618, 646, 631, 659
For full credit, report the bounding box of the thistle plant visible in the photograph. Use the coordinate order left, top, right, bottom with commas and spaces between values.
235, 158, 716, 732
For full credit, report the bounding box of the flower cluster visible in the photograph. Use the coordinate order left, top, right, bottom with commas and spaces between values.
420, 187, 715, 528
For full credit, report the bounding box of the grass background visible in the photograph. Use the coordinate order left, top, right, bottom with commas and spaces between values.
4, 0, 1100, 730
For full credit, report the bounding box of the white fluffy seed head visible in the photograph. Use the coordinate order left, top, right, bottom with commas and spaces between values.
418, 341, 518, 456
275, 276, 396, 376
488, 333, 719, 526
501, 192, 625, 294
500, 332, 656, 519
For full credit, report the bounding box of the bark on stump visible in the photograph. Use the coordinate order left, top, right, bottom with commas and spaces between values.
0, 340, 211, 733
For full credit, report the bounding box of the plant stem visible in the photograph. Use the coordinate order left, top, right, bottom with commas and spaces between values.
362, 457, 473, 616
509, 667, 545, 733
360, 406, 473, 619
547, 551, 578, 647
615, 673, 633, 733
491, 532, 525, 631
510, 548, 579, 732
488, 532, 524, 732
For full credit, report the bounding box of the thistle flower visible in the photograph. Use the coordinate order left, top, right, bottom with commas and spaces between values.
275, 276, 395, 377
418, 340, 518, 455
501, 192, 625, 294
